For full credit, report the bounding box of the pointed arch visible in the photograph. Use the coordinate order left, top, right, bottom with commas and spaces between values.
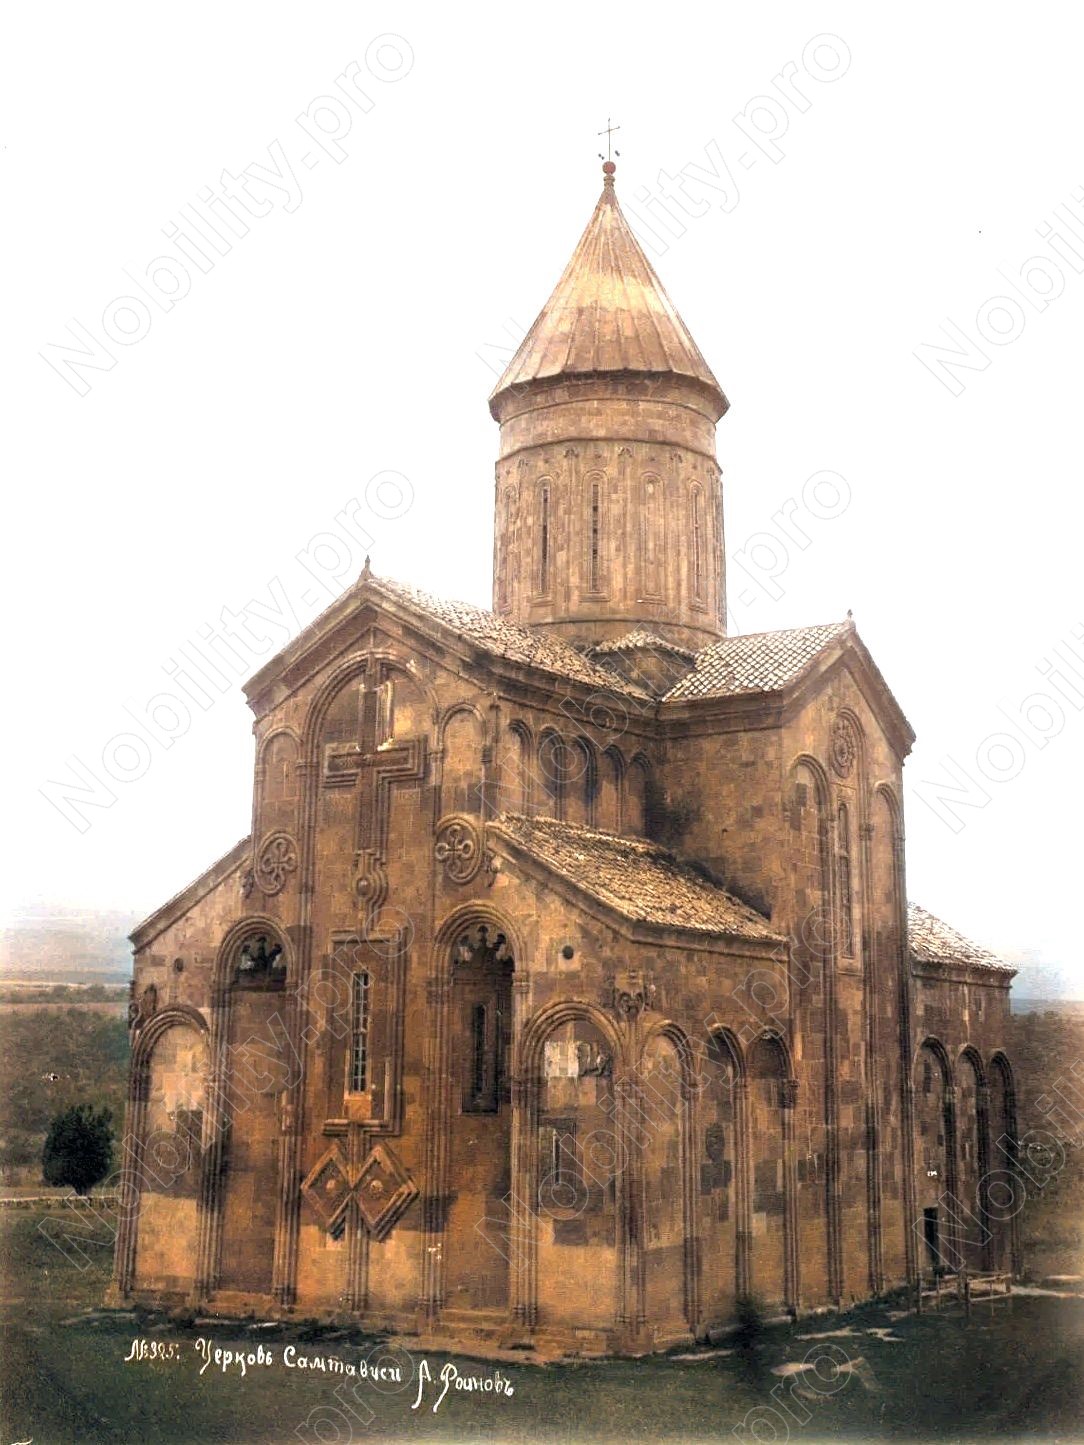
518, 998, 624, 1076
958, 1044, 988, 1091
916, 1036, 955, 1090
301, 649, 438, 761
638, 1020, 698, 1339
432, 900, 526, 979
988, 1051, 1020, 1273
518, 999, 625, 1333
699, 1024, 750, 1315
913, 1037, 958, 1276
536, 728, 567, 819
625, 752, 651, 837
598, 745, 624, 833
438, 703, 487, 817
787, 752, 839, 1303
956, 1044, 991, 1270
564, 736, 598, 828
127, 1010, 210, 1296
504, 719, 534, 814
747, 1032, 791, 1306
213, 915, 292, 991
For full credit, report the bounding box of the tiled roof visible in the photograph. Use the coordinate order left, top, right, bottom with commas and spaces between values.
490, 814, 780, 942
908, 904, 1015, 975
589, 630, 696, 660
663, 621, 852, 702
367, 575, 652, 701
490, 168, 726, 415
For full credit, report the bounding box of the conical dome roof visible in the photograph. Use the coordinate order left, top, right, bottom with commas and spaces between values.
489, 164, 727, 418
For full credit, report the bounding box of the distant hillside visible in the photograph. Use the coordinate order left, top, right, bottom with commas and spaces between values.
1012, 997, 1084, 1017
0, 910, 135, 985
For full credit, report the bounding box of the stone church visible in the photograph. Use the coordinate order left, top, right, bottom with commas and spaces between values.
111, 161, 1020, 1353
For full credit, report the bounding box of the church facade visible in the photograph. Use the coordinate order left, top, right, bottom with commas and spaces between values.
110, 162, 1020, 1354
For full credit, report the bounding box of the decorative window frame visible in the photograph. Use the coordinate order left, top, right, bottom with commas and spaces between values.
321, 928, 408, 1136
534, 478, 555, 600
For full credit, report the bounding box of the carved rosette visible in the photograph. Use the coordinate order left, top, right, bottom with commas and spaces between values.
254, 832, 298, 895
830, 715, 857, 778
434, 814, 482, 884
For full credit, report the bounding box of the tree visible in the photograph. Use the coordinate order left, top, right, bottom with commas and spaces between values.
41, 1103, 113, 1195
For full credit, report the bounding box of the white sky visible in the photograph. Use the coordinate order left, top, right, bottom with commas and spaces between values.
3, 3, 1082, 995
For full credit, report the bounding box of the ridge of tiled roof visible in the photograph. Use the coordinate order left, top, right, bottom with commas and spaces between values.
662, 621, 852, 702
588, 630, 696, 660
908, 903, 1015, 975
366, 575, 652, 701
489, 166, 726, 416
490, 813, 780, 942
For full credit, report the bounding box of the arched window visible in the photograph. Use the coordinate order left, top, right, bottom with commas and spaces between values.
640, 474, 664, 598
837, 803, 855, 957
539, 482, 552, 594
471, 1002, 488, 1099
691, 486, 704, 602
497, 490, 513, 610
349, 970, 371, 1094
585, 475, 605, 594
455, 924, 512, 1116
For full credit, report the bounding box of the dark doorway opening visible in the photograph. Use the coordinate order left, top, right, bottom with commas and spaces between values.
923, 1206, 941, 1272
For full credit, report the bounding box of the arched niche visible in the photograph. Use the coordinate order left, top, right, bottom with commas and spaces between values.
440, 706, 486, 817
639, 1028, 694, 1339
385, 662, 431, 741
913, 1039, 954, 1275
747, 1033, 789, 1305
440, 921, 517, 1314
625, 755, 650, 838
787, 757, 832, 975
956, 1047, 989, 1272
531, 1009, 621, 1331
257, 730, 300, 838
870, 783, 909, 1280
212, 922, 293, 1297
787, 756, 833, 1302
503, 722, 533, 814
132, 1016, 209, 1292
537, 730, 565, 818
597, 747, 623, 834
700, 1030, 744, 1321
988, 1053, 1018, 1273
563, 737, 597, 829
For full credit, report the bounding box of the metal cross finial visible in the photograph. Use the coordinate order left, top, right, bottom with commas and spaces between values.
597, 117, 621, 162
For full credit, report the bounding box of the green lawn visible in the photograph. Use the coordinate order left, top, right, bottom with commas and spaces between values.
1, 1207, 1082, 1444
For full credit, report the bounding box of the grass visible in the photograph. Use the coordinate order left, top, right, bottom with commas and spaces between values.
1, 1206, 1082, 1444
